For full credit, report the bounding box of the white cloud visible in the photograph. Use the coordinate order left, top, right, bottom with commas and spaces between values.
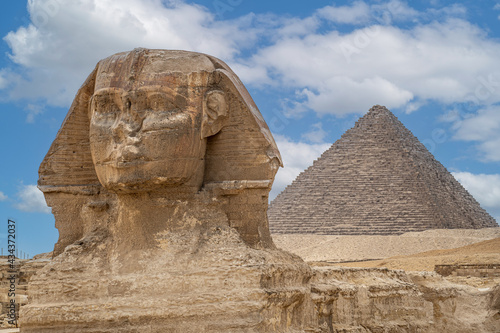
229, 62, 271, 86
452, 106, 500, 161
301, 76, 413, 115
478, 138, 500, 162
2, 0, 500, 121
371, 0, 419, 23
275, 16, 320, 38
249, 19, 500, 116
405, 100, 426, 114
453, 172, 500, 221
316, 1, 418, 26
270, 135, 330, 199
25, 104, 44, 123
453, 107, 500, 141
317, 1, 371, 24
2, 0, 252, 106
0, 191, 7, 201
301, 122, 328, 143
427, 4, 467, 18
15, 185, 51, 213
0, 70, 8, 90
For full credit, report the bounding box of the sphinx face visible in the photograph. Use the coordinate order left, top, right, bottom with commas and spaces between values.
89, 68, 207, 193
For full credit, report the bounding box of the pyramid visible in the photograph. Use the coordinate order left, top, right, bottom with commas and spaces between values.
268, 105, 498, 235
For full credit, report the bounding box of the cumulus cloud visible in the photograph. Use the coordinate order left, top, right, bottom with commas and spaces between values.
371, 0, 419, 23
317, 0, 419, 26
405, 99, 427, 114
15, 185, 50, 213
274, 16, 320, 38
249, 18, 500, 116
2, 0, 253, 106
317, 1, 372, 24
0, 70, 8, 90
426, 3, 467, 18
453, 172, 500, 221
301, 76, 413, 115
451, 106, 500, 161
25, 104, 44, 123
2, 0, 500, 120
0, 191, 7, 201
270, 135, 330, 199
301, 122, 328, 143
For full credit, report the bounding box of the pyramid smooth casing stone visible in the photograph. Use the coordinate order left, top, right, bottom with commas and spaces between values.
268, 105, 498, 235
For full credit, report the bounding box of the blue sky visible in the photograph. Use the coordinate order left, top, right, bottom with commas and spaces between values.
1, 0, 499, 256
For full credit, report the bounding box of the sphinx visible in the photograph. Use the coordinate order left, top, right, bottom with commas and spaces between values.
22, 49, 313, 332
37, 49, 283, 255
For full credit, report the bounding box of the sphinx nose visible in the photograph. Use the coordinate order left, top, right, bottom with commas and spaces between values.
112, 99, 143, 142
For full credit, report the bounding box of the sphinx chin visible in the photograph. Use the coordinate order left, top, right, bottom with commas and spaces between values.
94, 159, 204, 193
99, 176, 192, 194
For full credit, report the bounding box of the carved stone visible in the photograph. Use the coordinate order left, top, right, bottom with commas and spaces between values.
21, 49, 313, 332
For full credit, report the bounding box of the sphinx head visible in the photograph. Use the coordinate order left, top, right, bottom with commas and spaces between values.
39, 49, 282, 252
88, 50, 228, 194
40, 48, 282, 195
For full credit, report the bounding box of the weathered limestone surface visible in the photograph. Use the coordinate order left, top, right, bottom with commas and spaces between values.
269, 105, 498, 235
435, 264, 500, 278
23, 229, 314, 332
21, 50, 499, 332
19, 257, 500, 332
38, 49, 282, 255
0, 257, 49, 328
310, 267, 500, 333
22, 49, 316, 332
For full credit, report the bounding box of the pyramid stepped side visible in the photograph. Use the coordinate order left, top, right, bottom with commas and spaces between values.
268, 106, 497, 235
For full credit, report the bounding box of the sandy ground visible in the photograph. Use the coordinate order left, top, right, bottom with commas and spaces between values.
335, 237, 500, 270
273, 228, 500, 288
325, 236, 500, 288
272, 228, 500, 262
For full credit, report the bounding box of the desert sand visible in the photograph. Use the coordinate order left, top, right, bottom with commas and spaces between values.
273, 227, 500, 263
335, 236, 500, 270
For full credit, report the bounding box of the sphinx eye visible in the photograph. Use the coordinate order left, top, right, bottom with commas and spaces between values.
148, 93, 177, 112
91, 95, 120, 122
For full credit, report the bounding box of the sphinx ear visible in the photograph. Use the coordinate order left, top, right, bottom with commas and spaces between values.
201, 90, 227, 138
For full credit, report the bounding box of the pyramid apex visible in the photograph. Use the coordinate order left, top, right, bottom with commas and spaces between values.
367, 105, 393, 116
352, 105, 398, 130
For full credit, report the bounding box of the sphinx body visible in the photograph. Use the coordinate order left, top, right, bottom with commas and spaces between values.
21, 49, 314, 332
